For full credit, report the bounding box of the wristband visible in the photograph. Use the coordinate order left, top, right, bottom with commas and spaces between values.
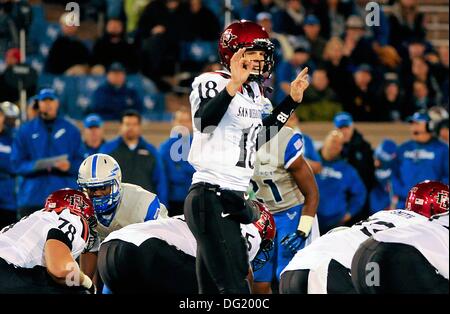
297, 215, 314, 237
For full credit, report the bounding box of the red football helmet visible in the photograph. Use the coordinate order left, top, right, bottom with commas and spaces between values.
251, 200, 276, 271
45, 189, 98, 250
405, 181, 449, 218
218, 20, 274, 82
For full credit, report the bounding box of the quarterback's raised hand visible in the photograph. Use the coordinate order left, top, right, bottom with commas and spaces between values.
226, 48, 253, 96
290, 67, 310, 103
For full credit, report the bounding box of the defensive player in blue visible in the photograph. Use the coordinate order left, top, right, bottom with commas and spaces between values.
251, 107, 320, 294
315, 130, 367, 234
369, 139, 398, 214
393, 111, 449, 205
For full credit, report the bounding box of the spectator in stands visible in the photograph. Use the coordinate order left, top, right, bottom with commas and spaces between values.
11, 88, 85, 218
437, 118, 449, 144
274, 40, 315, 104
256, 12, 293, 66
88, 62, 143, 120
100, 110, 168, 206
0, 48, 37, 103
297, 68, 341, 121
342, 15, 378, 67
413, 80, 435, 110
437, 46, 449, 106
276, 0, 306, 36
0, 101, 19, 131
334, 111, 375, 221
0, 104, 16, 228
123, 0, 151, 34
322, 37, 353, 104
138, 0, 185, 90
159, 108, 195, 216
242, 0, 280, 23
388, 0, 426, 49
393, 111, 449, 205
44, 13, 90, 75
182, 0, 220, 41
346, 64, 378, 121
26, 95, 39, 121
301, 15, 327, 64
376, 74, 404, 121
315, 129, 366, 234
0, 1, 18, 57
370, 139, 398, 214
316, 0, 354, 39
286, 113, 322, 174
82, 114, 105, 157
375, 45, 403, 77
90, 18, 140, 74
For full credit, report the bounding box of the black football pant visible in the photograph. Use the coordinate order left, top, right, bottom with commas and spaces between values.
0, 257, 87, 294
184, 182, 258, 294
98, 238, 198, 294
279, 259, 356, 294
352, 238, 449, 294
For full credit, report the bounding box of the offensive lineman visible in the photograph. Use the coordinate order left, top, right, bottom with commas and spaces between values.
352, 182, 449, 294
251, 104, 320, 294
279, 180, 448, 294
184, 20, 310, 294
0, 189, 97, 293
97, 201, 276, 294
77, 153, 167, 279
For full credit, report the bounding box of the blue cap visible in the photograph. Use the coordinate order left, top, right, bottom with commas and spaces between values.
304, 15, 320, 25
333, 112, 353, 128
83, 114, 104, 128
356, 63, 372, 73
407, 111, 431, 123
37, 88, 58, 101
108, 62, 126, 73
374, 139, 397, 162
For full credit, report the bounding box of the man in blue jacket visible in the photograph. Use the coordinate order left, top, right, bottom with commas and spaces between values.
393, 111, 449, 205
315, 130, 367, 234
0, 105, 16, 228
159, 108, 195, 216
11, 88, 86, 218
87, 62, 143, 120
100, 110, 168, 206
370, 139, 398, 214
82, 114, 106, 157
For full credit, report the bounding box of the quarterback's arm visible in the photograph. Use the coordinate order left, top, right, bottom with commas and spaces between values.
194, 89, 234, 132
288, 155, 319, 236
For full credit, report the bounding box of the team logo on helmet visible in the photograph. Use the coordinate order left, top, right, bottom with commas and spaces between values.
221, 29, 237, 48
436, 191, 449, 210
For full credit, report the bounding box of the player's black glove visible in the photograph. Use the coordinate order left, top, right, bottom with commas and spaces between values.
281, 230, 307, 255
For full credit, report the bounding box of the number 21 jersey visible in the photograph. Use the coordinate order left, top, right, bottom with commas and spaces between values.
188, 71, 270, 191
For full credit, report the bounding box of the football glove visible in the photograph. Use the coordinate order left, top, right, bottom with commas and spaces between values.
281, 230, 307, 255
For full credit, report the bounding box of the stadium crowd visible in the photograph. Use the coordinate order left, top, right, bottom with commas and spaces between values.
0, 0, 449, 231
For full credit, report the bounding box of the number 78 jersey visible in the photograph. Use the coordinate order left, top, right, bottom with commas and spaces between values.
188, 71, 269, 191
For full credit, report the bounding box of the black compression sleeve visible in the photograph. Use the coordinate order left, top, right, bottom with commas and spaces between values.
47, 228, 72, 251
257, 95, 299, 150
194, 89, 234, 133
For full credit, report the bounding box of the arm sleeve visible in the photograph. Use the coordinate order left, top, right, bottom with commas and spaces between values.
346, 166, 367, 217
190, 74, 231, 133
47, 228, 72, 251
284, 133, 304, 169
256, 95, 300, 150
10, 128, 37, 176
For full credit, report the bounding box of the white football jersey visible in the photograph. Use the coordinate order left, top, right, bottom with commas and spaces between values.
373, 213, 449, 279
253, 127, 305, 213
281, 210, 428, 292
0, 209, 88, 268
95, 183, 164, 244
189, 70, 271, 191
102, 215, 262, 262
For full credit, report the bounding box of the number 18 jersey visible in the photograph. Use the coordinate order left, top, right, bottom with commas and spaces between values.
188, 71, 270, 191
